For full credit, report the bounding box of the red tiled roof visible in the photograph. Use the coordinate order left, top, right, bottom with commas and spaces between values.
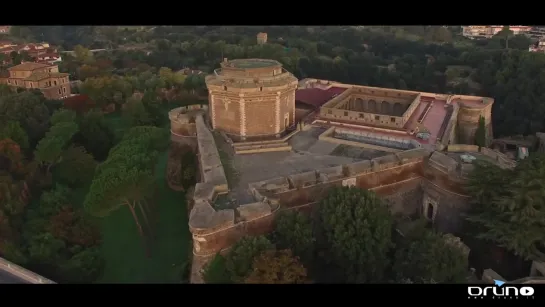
295, 87, 347, 108
37, 53, 59, 59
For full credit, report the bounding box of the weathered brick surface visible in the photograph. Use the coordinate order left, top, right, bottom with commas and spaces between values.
244, 98, 277, 135
212, 97, 242, 135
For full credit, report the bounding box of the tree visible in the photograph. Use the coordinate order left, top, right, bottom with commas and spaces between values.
54, 146, 96, 187
123, 98, 154, 127
75, 110, 116, 161
73, 45, 94, 63
393, 220, 468, 283
0, 121, 29, 151
224, 236, 274, 282
202, 253, 231, 284
59, 247, 105, 283
495, 26, 514, 49
317, 187, 394, 283
20, 183, 104, 283
34, 121, 78, 174
48, 206, 101, 247
474, 116, 486, 149
50, 109, 76, 125
0, 84, 12, 97
0, 138, 26, 177
273, 211, 315, 264
0, 91, 51, 148
466, 155, 545, 261
245, 249, 309, 284
84, 126, 168, 254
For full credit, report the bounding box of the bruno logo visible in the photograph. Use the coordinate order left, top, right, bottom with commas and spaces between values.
468, 279, 535, 299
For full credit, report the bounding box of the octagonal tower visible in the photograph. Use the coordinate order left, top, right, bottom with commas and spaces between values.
205, 58, 298, 141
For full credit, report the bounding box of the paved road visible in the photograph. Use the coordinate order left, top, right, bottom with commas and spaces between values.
0, 269, 28, 284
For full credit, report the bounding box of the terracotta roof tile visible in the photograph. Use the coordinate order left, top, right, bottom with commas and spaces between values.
8, 62, 53, 71
24, 71, 68, 81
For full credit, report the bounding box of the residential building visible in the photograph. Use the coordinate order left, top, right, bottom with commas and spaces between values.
0, 62, 71, 99
462, 25, 531, 39
35, 53, 62, 65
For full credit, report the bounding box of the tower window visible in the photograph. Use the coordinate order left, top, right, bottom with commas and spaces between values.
260, 86, 263, 91
223, 86, 227, 91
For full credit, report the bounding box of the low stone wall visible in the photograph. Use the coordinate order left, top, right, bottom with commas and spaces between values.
0, 257, 55, 284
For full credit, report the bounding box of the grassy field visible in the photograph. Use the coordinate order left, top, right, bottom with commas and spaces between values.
92, 112, 191, 283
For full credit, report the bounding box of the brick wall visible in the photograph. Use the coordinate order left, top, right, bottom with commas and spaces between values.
244, 98, 277, 135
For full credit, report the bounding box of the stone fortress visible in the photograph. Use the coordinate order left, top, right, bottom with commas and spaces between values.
168, 58, 545, 283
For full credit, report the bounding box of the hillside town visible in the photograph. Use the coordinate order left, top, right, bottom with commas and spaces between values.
0, 26, 544, 289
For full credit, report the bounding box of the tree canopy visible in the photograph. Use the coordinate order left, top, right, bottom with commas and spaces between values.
318, 187, 394, 283
244, 249, 308, 284
393, 220, 468, 283
466, 155, 545, 261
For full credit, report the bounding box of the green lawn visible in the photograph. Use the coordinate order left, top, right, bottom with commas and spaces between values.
97, 151, 191, 283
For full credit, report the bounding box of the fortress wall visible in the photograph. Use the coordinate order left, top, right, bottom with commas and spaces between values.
422, 180, 470, 234
374, 177, 423, 217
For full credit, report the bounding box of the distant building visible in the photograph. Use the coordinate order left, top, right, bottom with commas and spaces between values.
528, 26, 545, 40
529, 39, 545, 52
35, 53, 62, 65
0, 62, 71, 100
0, 26, 10, 34
0, 40, 15, 49
0, 42, 61, 65
257, 32, 268, 45
462, 26, 531, 39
